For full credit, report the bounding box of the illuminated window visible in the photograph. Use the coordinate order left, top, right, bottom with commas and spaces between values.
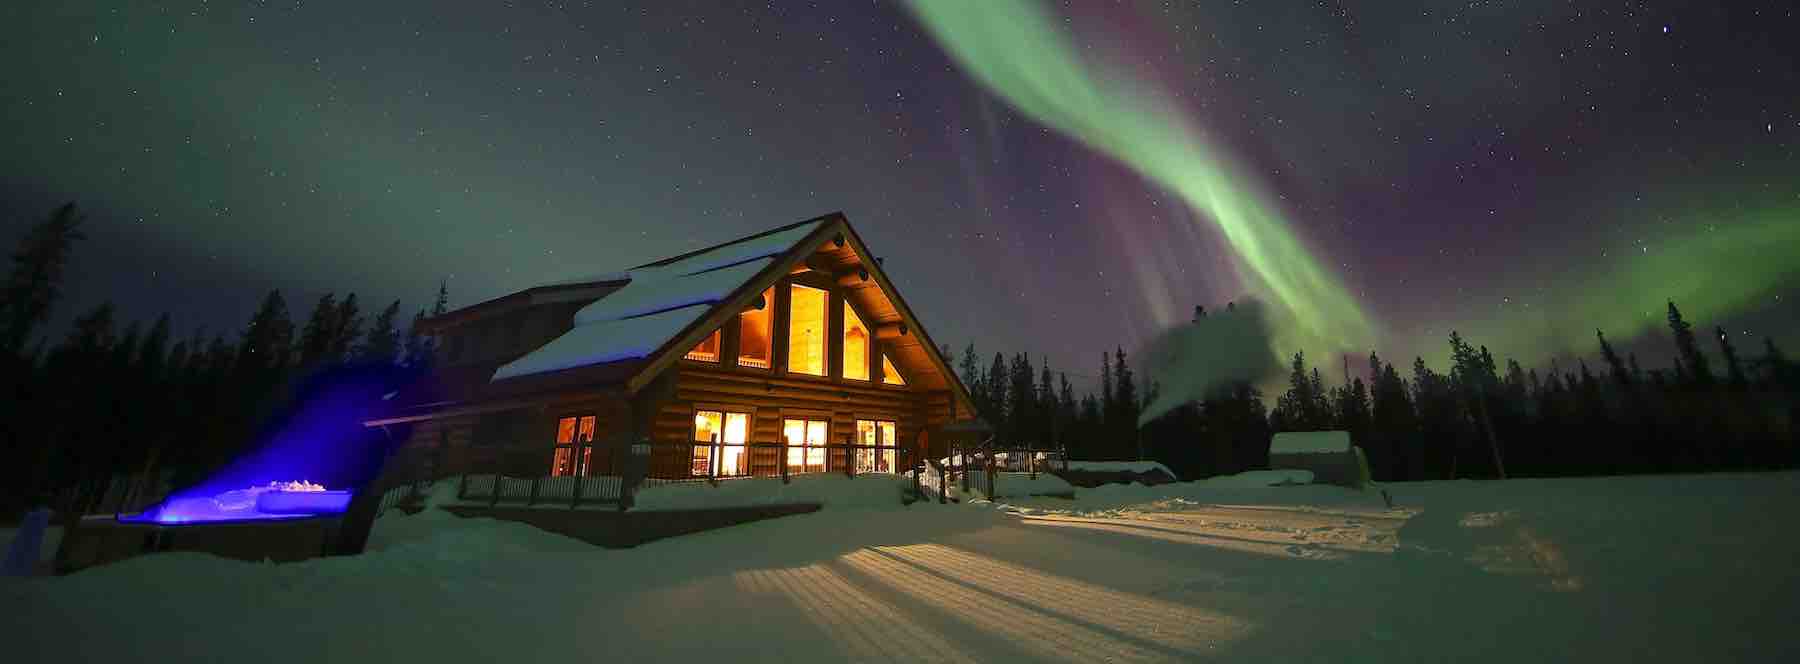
855, 420, 899, 473
549, 415, 597, 477
690, 410, 751, 477
787, 285, 827, 376
783, 418, 828, 473
737, 286, 774, 368
685, 328, 721, 362
881, 354, 905, 385
842, 303, 870, 381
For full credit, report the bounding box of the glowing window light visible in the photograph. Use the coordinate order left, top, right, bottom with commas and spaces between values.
787, 285, 827, 376
685, 328, 722, 362
842, 304, 870, 380
881, 354, 904, 385
784, 418, 828, 472
738, 286, 775, 368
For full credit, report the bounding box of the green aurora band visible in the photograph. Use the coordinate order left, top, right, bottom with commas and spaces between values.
905, 0, 1376, 358
908, 0, 1799, 369
1449, 207, 1800, 364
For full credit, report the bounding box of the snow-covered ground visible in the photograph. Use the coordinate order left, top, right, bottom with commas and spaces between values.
1063, 460, 1177, 476
6, 472, 1800, 662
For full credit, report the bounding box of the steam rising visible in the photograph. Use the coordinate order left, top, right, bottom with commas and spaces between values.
1137, 299, 1284, 425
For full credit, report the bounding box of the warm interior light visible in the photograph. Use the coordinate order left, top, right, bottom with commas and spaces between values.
685, 328, 721, 362
739, 286, 774, 368
784, 418, 827, 471
787, 285, 826, 376
881, 354, 904, 385
843, 303, 870, 380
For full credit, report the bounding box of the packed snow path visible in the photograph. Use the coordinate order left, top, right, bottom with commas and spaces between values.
7, 472, 1799, 662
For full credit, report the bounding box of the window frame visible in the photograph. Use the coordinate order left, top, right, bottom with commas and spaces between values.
735, 286, 776, 370
548, 414, 598, 477
781, 415, 831, 474
785, 283, 829, 377
690, 407, 754, 477
841, 298, 873, 382
880, 353, 906, 386
684, 327, 723, 363
854, 418, 900, 474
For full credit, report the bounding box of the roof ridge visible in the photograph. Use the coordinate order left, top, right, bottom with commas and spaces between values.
630, 211, 842, 270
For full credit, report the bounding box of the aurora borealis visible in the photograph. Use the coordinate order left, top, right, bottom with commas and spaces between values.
4, 1, 1797, 390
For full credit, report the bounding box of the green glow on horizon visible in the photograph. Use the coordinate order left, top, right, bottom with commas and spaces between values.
906, 0, 1376, 357
1438, 207, 1800, 365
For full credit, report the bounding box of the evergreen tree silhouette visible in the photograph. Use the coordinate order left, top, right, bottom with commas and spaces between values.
1598, 329, 1632, 387
328, 293, 364, 362
297, 292, 339, 367
1715, 326, 1748, 391
2, 202, 86, 354
432, 280, 449, 316
1113, 347, 1138, 459
1667, 301, 1712, 388
361, 300, 402, 365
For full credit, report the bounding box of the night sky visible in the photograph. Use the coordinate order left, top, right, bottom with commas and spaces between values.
5, 1, 1797, 392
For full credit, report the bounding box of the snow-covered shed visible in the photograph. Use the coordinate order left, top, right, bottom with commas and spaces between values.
1268, 431, 1366, 488
365, 212, 978, 489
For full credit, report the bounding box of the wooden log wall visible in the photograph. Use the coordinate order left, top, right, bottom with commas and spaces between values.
648, 365, 936, 477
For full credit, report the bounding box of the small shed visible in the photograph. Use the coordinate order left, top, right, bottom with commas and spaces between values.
1268, 431, 1366, 488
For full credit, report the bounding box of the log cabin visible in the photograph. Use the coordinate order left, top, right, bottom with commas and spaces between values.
364, 212, 977, 484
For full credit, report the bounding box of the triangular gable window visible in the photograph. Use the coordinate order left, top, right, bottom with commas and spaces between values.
881, 353, 905, 385
685, 328, 721, 362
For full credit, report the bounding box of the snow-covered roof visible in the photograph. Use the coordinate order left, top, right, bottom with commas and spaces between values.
1269, 431, 1352, 455
490, 218, 827, 383
492, 304, 713, 381
573, 258, 774, 326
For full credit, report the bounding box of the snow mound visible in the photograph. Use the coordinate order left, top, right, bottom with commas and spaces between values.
1199, 469, 1314, 487
989, 472, 1076, 498
1064, 460, 1177, 476
1270, 430, 1351, 454
632, 474, 910, 512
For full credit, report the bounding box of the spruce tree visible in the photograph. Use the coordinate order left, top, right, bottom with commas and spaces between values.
1100, 351, 1114, 433
1715, 326, 1748, 390
328, 293, 364, 362
237, 290, 295, 374
1037, 358, 1055, 446
361, 300, 402, 365
958, 343, 981, 398
1667, 301, 1712, 387
297, 292, 339, 367
1598, 329, 1632, 387
2, 202, 86, 354
1113, 347, 1138, 458
985, 352, 1008, 430
432, 280, 449, 316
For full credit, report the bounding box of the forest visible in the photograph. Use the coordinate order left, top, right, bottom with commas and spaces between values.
4, 202, 1798, 518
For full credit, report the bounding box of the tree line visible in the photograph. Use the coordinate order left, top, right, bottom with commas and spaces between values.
1268, 306, 1800, 482
0, 203, 446, 517
951, 343, 1153, 464
957, 299, 1799, 483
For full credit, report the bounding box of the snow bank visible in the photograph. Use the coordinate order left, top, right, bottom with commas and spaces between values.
1270, 430, 1351, 454
989, 472, 1075, 498
631, 474, 910, 512
1064, 460, 1176, 477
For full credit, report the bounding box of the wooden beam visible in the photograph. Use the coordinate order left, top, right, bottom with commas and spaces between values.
875, 322, 909, 340
835, 267, 871, 288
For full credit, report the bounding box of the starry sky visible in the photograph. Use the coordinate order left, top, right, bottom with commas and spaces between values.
4, 0, 1797, 392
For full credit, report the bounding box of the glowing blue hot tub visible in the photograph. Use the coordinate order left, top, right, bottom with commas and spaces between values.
125, 482, 354, 525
